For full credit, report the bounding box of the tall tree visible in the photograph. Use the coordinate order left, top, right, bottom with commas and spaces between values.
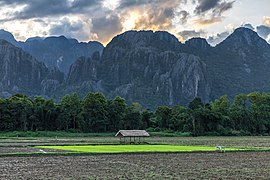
58, 93, 81, 131
124, 103, 144, 130
81, 92, 109, 132
6, 94, 33, 131
211, 95, 231, 130
230, 94, 250, 131
169, 106, 191, 132
188, 97, 203, 136
155, 106, 172, 130
108, 96, 127, 131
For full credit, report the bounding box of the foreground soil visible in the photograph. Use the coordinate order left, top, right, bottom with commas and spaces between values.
1, 152, 270, 179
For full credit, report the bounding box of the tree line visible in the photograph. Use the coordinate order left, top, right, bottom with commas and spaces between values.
0, 92, 270, 136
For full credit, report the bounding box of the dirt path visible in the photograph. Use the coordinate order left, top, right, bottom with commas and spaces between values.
1, 152, 270, 179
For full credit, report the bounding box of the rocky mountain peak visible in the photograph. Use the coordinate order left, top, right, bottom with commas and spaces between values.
218, 27, 268, 48
0, 29, 18, 46
25, 37, 45, 42
43, 35, 70, 46
106, 30, 181, 51
0, 30, 104, 74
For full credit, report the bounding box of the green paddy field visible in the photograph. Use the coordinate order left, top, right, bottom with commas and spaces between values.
37, 144, 246, 153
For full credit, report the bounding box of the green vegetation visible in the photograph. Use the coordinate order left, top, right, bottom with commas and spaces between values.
0, 131, 113, 138
1, 92, 270, 136
0, 136, 270, 157
38, 145, 245, 153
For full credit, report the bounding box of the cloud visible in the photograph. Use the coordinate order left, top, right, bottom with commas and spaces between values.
195, 0, 220, 14
0, 0, 237, 44
49, 17, 95, 41
178, 30, 206, 41
0, 0, 117, 44
193, 17, 222, 27
91, 14, 123, 44
242, 23, 254, 30
1, 0, 102, 20
257, 25, 270, 40
263, 16, 270, 27
176, 10, 190, 24
194, 0, 234, 15
117, 0, 185, 32
193, 0, 234, 27
1, 19, 50, 40
207, 31, 230, 46
212, 1, 234, 16
0, 0, 188, 44
118, 0, 152, 8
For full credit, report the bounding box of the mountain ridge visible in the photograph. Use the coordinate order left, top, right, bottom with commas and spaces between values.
0, 29, 104, 73
0, 27, 270, 108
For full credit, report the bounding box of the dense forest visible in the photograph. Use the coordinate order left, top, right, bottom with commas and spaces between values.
0, 92, 270, 136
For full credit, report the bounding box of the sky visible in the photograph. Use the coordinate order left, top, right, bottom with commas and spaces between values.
0, 0, 269, 45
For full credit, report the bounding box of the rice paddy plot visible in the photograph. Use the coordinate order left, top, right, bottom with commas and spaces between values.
37, 145, 247, 153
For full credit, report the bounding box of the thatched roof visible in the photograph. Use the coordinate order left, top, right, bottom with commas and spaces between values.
115, 130, 150, 137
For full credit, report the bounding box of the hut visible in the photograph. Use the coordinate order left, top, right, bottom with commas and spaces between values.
115, 130, 150, 144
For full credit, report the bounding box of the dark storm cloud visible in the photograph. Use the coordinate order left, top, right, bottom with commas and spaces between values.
50, 18, 83, 35
48, 17, 93, 41
212, 1, 234, 16
118, 0, 151, 8
0, 0, 26, 5
179, 30, 205, 40
193, 0, 234, 27
118, 0, 186, 11
0, 0, 239, 44
195, 0, 219, 14
195, 0, 234, 16
92, 14, 123, 43
1, 0, 102, 20
15, 1, 70, 20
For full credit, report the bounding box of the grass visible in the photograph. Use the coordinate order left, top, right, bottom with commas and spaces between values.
0, 131, 114, 138
0, 131, 195, 138
37, 145, 248, 153
148, 132, 192, 137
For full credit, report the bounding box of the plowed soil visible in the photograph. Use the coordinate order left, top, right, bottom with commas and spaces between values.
1, 152, 270, 179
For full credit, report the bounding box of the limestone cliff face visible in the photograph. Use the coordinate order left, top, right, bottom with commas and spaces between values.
65, 31, 211, 108
41, 67, 65, 96
63, 52, 103, 95
105, 51, 210, 107
67, 52, 100, 85
99, 31, 210, 107
0, 40, 64, 97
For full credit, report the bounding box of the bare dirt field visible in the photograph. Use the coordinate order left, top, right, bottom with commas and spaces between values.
1, 136, 270, 179
1, 136, 270, 148
1, 152, 270, 179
